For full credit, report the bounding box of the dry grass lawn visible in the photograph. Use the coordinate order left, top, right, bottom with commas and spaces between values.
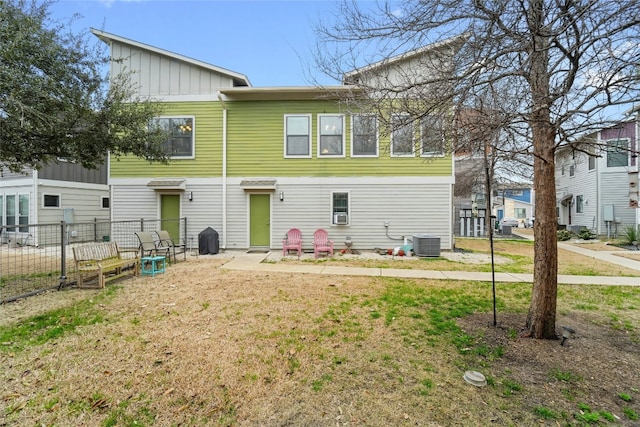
1, 240, 640, 426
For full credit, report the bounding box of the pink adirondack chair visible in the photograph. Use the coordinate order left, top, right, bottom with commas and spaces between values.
313, 228, 334, 259
282, 228, 303, 258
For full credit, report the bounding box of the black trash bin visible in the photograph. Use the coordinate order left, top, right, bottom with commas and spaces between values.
198, 227, 219, 255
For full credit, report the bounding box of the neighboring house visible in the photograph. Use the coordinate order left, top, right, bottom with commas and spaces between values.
494, 183, 535, 226
555, 119, 639, 237
0, 159, 109, 246
93, 29, 458, 252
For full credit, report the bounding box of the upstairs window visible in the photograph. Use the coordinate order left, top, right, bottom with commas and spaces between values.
420, 115, 445, 156
101, 197, 110, 209
391, 114, 414, 157
318, 114, 345, 156
151, 117, 195, 158
43, 194, 60, 208
569, 165, 575, 176
588, 155, 596, 170
285, 114, 311, 157
332, 191, 350, 225
351, 114, 378, 157
606, 139, 628, 167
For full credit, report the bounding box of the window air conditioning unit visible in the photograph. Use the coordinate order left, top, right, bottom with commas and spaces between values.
334, 213, 349, 225
412, 234, 441, 257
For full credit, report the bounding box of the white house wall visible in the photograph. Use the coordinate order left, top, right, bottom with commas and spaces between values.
599, 170, 637, 235
227, 176, 453, 251
555, 150, 598, 231
112, 176, 453, 252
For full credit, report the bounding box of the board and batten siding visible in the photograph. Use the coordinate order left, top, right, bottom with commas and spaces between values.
110, 102, 224, 178
225, 176, 453, 251
225, 100, 453, 177
109, 42, 236, 98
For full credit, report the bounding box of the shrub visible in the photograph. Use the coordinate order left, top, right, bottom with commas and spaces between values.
577, 228, 597, 240
622, 225, 639, 246
557, 230, 573, 241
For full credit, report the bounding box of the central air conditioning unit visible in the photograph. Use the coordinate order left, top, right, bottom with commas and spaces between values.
334, 213, 349, 225
412, 234, 440, 257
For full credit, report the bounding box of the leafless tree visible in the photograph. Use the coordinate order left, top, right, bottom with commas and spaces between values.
315, 0, 640, 339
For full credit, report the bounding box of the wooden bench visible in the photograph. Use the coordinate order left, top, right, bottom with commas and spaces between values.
72, 242, 139, 289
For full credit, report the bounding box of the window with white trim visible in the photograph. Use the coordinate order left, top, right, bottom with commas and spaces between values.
391, 114, 414, 156
5, 194, 29, 232
332, 191, 350, 225
18, 194, 29, 232
351, 114, 378, 157
420, 115, 445, 156
588, 155, 596, 170
101, 197, 110, 209
606, 139, 629, 167
43, 194, 60, 208
150, 117, 195, 158
5, 195, 14, 230
318, 114, 345, 156
284, 114, 311, 157
576, 195, 584, 213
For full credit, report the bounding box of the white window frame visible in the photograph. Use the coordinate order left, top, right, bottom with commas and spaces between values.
151, 116, 196, 159
576, 195, 584, 213
350, 114, 378, 157
331, 191, 350, 226
43, 193, 61, 209
588, 155, 596, 170
420, 115, 445, 157
391, 113, 415, 157
284, 114, 312, 158
317, 114, 345, 157
606, 138, 629, 168
101, 196, 110, 210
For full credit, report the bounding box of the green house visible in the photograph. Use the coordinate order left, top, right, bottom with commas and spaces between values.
94, 29, 456, 252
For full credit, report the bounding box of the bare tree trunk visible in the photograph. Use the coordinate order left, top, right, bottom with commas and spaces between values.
526, 128, 558, 338
524, 0, 558, 339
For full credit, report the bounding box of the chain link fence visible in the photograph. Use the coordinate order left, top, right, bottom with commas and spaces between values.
1, 217, 187, 303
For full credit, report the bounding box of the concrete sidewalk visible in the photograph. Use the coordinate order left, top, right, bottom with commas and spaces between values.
220, 247, 640, 286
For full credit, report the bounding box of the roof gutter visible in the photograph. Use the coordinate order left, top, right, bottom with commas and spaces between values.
217, 91, 227, 250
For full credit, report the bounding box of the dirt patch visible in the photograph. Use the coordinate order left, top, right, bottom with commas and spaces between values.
458, 312, 640, 424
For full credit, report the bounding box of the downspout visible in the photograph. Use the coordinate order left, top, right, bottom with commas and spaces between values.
33, 168, 38, 246
217, 91, 227, 249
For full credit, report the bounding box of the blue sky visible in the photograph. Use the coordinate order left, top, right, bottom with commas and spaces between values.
49, 0, 349, 87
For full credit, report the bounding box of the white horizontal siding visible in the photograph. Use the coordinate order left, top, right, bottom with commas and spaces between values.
226, 176, 453, 251
112, 176, 454, 252
600, 171, 637, 232
111, 178, 224, 249
39, 185, 109, 224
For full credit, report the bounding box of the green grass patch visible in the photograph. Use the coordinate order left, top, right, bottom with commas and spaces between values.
0, 296, 113, 352
534, 406, 558, 419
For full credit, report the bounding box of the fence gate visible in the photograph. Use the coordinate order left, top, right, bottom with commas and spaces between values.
459, 208, 487, 237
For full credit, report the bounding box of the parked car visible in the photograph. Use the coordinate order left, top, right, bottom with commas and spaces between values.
525, 217, 535, 228
500, 217, 520, 228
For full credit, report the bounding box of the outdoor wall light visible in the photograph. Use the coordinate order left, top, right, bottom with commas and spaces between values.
279, 191, 284, 201
187, 191, 193, 201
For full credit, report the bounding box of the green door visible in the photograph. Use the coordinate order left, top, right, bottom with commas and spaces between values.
249, 194, 270, 247
160, 194, 180, 241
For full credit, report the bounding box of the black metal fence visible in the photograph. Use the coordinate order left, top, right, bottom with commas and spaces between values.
0, 217, 187, 303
